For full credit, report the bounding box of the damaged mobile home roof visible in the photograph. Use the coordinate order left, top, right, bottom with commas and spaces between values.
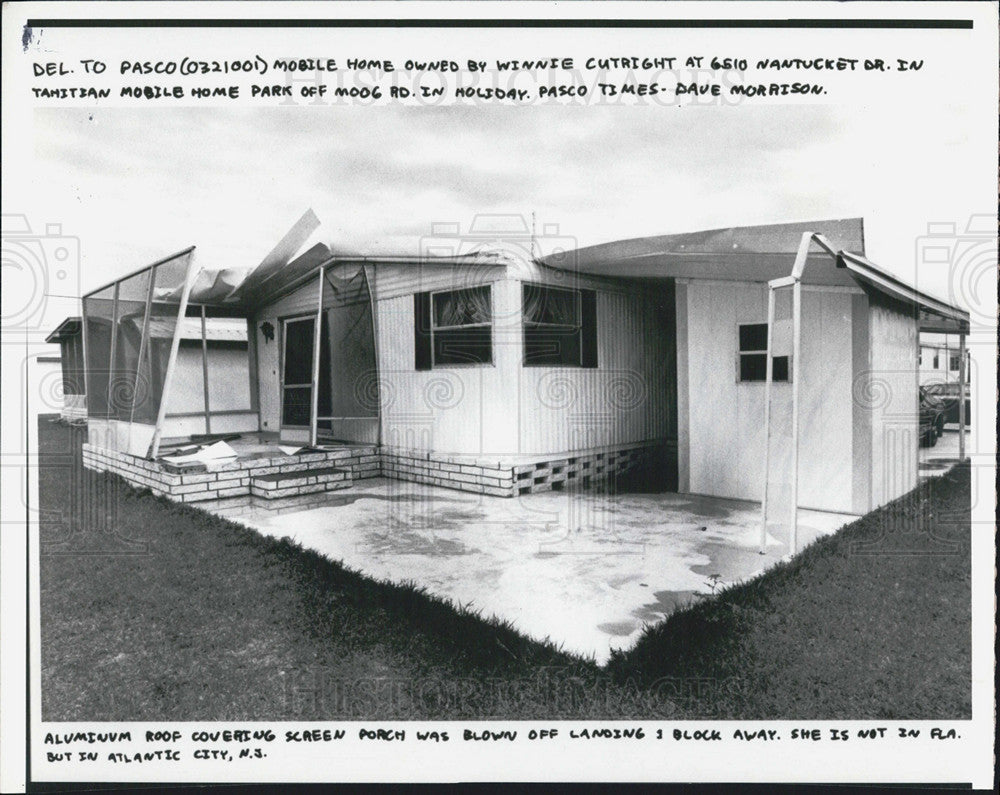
144, 317, 248, 341
85, 209, 511, 310
84, 213, 969, 333
539, 218, 867, 285
538, 217, 968, 331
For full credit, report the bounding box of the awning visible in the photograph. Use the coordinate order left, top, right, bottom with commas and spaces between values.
540, 218, 866, 287
837, 251, 970, 333
539, 218, 969, 333
45, 316, 81, 343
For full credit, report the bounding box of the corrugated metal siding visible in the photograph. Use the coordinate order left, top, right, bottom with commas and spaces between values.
376, 280, 518, 456
88, 418, 157, 457
320, 419, 379, 445
255, 267, 676, 459
851, 294, 872, 513
868, 293, 919, 507
368, 262, 507, 302
675, 282, 689, 491
258, 273, 322, 320
375, 275, 672, 458
516, 282, 674, 456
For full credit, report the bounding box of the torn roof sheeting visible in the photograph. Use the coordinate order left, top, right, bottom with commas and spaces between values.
145, 209, 327, 305
144, 317, 248, 341
192, 209, 375, 307
539, 218, 867, 287
223, 208, 325, 305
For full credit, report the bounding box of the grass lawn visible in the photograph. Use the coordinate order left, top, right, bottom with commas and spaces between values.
39, 417, 970, 720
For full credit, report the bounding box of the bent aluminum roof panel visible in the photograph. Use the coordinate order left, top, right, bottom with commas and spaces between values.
539, 218, 866, 284
838, 251, 970, 332
144, 317, 248, 342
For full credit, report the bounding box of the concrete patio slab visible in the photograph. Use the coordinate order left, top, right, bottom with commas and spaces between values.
208, 478, 856, 664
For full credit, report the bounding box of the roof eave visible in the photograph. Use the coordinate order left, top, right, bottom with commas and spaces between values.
44, 316, 82, 343
838, 251, 970, 330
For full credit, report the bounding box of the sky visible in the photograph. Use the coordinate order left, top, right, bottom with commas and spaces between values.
31, 102, 987, 307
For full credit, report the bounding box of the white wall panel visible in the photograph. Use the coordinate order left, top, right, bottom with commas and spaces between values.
869, 295, 919, 507
684, 280, 856, 512
375, 282, 517, 456
515, 282, 674, 456
253, 316, 281, 432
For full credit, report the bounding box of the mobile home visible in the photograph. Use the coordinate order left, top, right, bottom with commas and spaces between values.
79, 216, 969, 522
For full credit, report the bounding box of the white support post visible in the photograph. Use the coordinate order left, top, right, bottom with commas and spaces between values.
958, 332, 966, 460
149, 253, 198, 459
790, 278, 802, 555
309, 269, 324, 447
759, 284, 776, 554
363, 264, 383, 447
200, 305, 211, 435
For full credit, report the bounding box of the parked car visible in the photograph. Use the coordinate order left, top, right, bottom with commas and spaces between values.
919, 387, 946, 447
921, 382, 972, 427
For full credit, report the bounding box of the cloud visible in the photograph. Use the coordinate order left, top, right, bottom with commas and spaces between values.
31, 103, 964, 295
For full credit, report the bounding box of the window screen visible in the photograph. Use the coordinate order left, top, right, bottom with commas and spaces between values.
82, 285, 115, 417
414, 286, 493, 367
738, 323, 789, 382
522, 283, 597, 367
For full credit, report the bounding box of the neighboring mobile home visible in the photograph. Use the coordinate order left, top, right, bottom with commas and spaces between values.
78, 215, 969, 523
919, 332, 970, 387
45, 317, 86, 421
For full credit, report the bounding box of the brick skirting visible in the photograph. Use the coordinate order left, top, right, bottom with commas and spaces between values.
381, 441, 661, 497
81, 443, 379, 503
81, 440, 663, 502
61, 406, 88, 422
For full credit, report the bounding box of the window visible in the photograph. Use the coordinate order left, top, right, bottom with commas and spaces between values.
522, 283, 598, 367
737, 323, 789, 382
949, 354, 960, 372
932, 353, 939, 369
414, 286, 492, 368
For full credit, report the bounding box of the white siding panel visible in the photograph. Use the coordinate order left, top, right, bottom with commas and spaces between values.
869, 295, 919, 507
684, 280, 855, 512
209, 412, 260, 434
798, 291, 854, 512
376, 281, 517, 456
206, 346, 253, 411
369, 263, 507, 302
254, 316, 281, 432
516, 283, 673, 456
260, 275, 321, 320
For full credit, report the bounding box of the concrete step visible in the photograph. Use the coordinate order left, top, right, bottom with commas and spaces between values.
250, 466, 351, 499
